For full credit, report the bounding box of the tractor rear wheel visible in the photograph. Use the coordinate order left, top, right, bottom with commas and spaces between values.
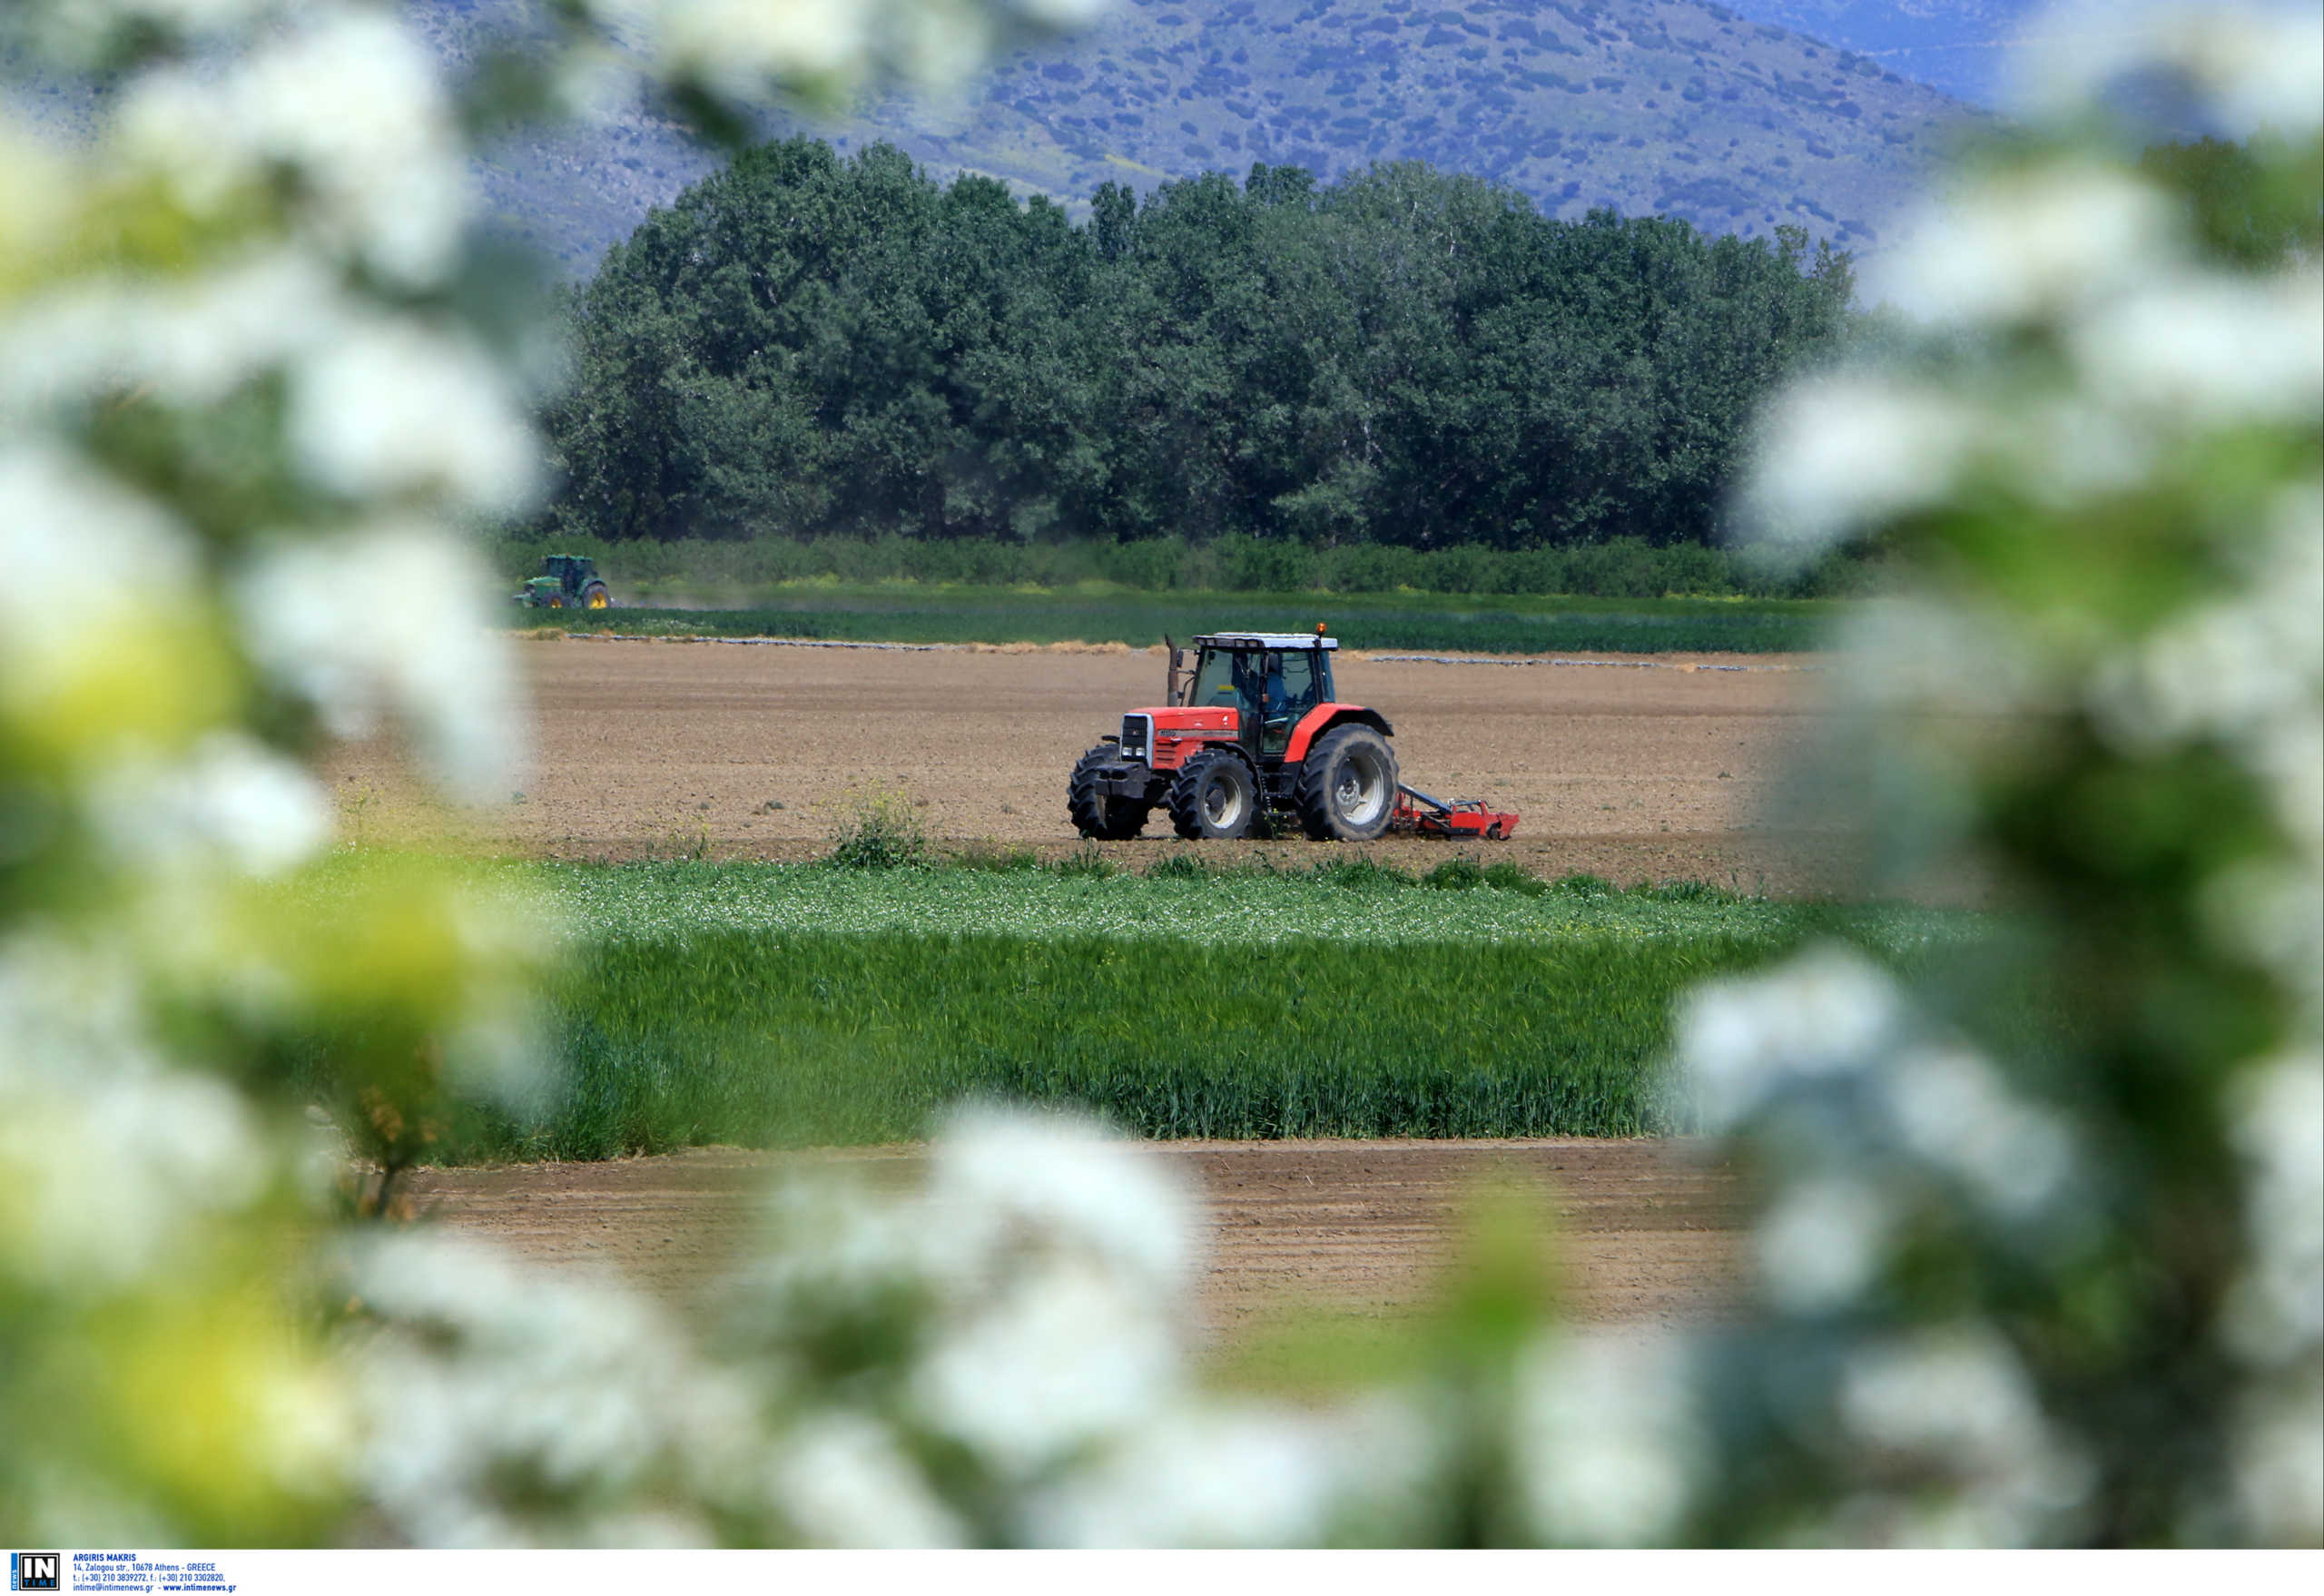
1068, 747, 1151, 840
583, 582, 612, 609
1295, 724, 1399, 842
1167, 749, 1258, 840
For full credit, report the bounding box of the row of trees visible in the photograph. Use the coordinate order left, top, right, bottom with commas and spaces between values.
544, 139, 1857, 550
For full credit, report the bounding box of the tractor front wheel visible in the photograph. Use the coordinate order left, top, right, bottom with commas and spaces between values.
1068, 747, 1151, 840
1295, 724, 1399, 842
1167, 749, 1258, 841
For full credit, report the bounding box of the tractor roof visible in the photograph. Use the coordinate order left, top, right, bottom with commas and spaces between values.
1193, 632, 1338, 651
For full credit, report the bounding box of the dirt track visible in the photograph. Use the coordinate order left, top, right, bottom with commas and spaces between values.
408, 1138, 1748, 1345
326, 635, 1850, 892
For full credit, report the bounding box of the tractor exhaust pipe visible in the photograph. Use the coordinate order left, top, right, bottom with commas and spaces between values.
1165, 635, 1184, 705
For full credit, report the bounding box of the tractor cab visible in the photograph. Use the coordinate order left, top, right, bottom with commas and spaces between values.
1177, 634, 1334, 758
515, 554, 613, 610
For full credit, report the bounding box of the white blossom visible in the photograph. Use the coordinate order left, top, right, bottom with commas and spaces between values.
1870, 161, 2178, 330
1512, 1331, 1700, 1547
2222, 1056, 2324, 1369
88, 734, 333, 880
651, 0, 872, 100
2071, 269, 2324, 431
911, 1262, 1179, 1480
2008, 2, 2324, 138
1839, 1326, 2089, 1544
349, 1230, 751, 1547
111, 7, 471, 284
236, 523, 528, 802
763, 1412, 966, 1548
0, 446, 200, 727
0, 251, 349, 418
1740, 373, 1984, 553
1029, 1404, 1336, 1548
288, 318, 540, 514
1677, 945, 1907, 1130
923, 1102, 1204, 1305
1756, 1176, 1895, 1315
1886, 1044, 2073, 1220
1009, 0, 1114, 29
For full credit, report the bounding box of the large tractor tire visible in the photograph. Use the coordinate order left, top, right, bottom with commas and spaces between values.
1068, 746, 1151, 840
546, 592, 566, 609
583, 582, 613, 609
1295, 724, 1399, 841
1167, 748, 1260, 840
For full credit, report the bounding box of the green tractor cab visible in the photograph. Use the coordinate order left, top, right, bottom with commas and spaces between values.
515, 554, 613, 610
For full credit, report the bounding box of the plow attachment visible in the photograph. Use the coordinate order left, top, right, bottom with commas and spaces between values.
1390, 784, 1520, 841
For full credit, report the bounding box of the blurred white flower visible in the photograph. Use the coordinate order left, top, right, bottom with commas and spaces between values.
0, 445, 220, 763
1029, 1404, 1336, 1548
0, 950, 266, 1294
350, 1230, 749, 1547
1740, 374, 1983, 553
1756, 1176, 1895, 1315
652, 0, 872, 100
1886, 1044, 2074, 1220
1512, 1331, 1700, 1547
87, 734, 332, 880
924, 1103, 1204, 1306
289, 319, 540, 514
1871, 161, 2177, 330
1009, 0, 1113, 27
2009, 2, 2324, 138
236, 523, 527, 802
1678, 945, 1906, 1130
2222, 1055, 2324, 1369
892, 0, 1000, 86
112, 7, 470, 284
2072, 269, 2324, 431
1840, 1326, 2088, 1543
0, 252, 348, 418
763, 1411, 965, 1548
912, 1263, 1178, 1480
2233, 1365, 2324, 1546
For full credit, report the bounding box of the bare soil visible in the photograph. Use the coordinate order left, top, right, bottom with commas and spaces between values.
350, 639, 1807, 1350
324, 635, 1854, 892
406, 1138, 1748, 1346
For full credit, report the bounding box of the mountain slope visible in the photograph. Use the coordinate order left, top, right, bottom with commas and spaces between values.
1713, 2, 2038, 107
24, 2, 1994, 274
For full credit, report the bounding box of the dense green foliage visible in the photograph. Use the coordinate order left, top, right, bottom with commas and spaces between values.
522, 589, 1830, 653
545, 138, 1856, 554
410, 860, 1977, 1158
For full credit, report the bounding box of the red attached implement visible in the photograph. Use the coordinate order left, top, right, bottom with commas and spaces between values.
1390, 784, 1520, 841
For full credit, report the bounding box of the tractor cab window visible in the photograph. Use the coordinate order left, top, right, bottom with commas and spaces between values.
1259, 650, 1322, 755
1189, 648, 1253, 710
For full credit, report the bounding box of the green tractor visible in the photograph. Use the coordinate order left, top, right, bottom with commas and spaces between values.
513, 554, 613, 610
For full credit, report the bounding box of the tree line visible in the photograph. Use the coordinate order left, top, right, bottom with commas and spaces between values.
542, 137, 1857, 551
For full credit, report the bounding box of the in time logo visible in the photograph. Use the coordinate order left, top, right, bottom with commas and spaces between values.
9, 1553, 59, 1592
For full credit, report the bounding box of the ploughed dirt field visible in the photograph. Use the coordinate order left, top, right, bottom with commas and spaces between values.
408, 1139, 1750, 1353
346, 637, 1815, 1350
325, 634, 1851, 892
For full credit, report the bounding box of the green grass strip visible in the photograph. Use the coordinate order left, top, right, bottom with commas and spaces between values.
398, 862, 1979, 1160
490, 929, 1772, 1158
520, 587, 1836, 654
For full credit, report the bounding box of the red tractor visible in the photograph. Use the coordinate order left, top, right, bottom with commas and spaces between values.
1068, 628, 1403, 841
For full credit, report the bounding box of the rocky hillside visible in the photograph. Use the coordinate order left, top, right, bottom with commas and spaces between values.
22, 2, 1995, 274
